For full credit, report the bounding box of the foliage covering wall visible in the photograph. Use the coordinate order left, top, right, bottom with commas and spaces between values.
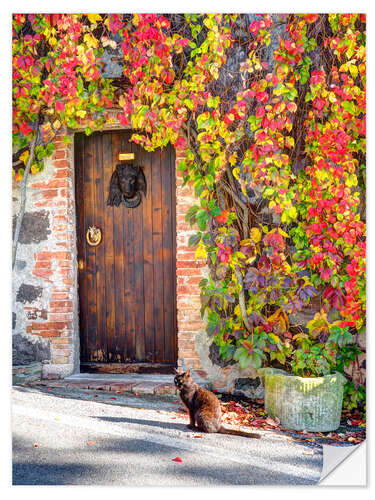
12, 14, 366, 409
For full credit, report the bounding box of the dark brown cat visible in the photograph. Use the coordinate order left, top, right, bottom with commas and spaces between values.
174, 369, 261, 438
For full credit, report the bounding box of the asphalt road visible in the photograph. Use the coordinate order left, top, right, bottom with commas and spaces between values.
12, 385, 323, 486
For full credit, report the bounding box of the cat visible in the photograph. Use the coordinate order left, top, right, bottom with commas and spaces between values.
174, 369, 261, 438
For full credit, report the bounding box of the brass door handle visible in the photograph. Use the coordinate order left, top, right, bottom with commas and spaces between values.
86, 226, 102, 246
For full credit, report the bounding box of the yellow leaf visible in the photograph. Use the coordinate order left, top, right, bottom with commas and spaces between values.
234, 304, 241, 317
52, 120, 61, 130
269, 200, 276, 209
278, 228, 289, 238
240, 239, 251, 246
349, 64, 358, 79
268, 333, 280, 344
292, 333, 308, 341
133, 14, 140, 26
289, 206, 298, 219
229, 153, 238, 166
268, 308, 289, 333
339, 63, 348, 73
87, 14, 102, 24
195, 240, 207, 260
232, 167, 240, 180
285, 136, 295, 149
246, 255, 257, 264
19, 150, 30, 165
250, 227, 262, 243
76, 110, 87, 118
328, 92, 337, 103
84, 33, 98, 49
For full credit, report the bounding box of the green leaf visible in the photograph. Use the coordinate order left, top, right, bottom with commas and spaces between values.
188, 233, 202, 246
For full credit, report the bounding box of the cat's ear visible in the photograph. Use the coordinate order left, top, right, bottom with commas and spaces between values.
185, 369, 191, 377
173, 368, 180, 375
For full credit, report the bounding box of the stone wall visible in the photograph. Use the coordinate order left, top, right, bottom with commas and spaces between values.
12, 130, 79, 379
12, 129, 262, 395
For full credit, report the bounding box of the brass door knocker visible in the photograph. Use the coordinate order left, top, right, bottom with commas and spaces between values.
86, 226, 102, 246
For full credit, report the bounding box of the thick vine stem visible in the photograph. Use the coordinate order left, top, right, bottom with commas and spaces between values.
234, 266, 252, 333
219, 180, 246, 210
12, 126, 40, 269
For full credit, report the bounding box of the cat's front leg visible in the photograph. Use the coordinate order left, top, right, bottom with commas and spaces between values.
187, 409, 196, 429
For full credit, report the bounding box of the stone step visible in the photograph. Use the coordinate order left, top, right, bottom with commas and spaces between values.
29, 373, 177, 396
13, 362, 43, 385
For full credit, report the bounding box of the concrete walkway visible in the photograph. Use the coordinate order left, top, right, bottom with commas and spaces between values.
12, 384, 323, 485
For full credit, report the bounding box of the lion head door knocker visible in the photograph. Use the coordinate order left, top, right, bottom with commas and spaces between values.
106, 164, 147, 208
86, 226, 102, 246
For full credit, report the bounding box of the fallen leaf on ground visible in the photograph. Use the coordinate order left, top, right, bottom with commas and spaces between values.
110, 397, 116, 400
172, 457, 183, 462
172, 400, 179, 404
86, 441, 96, 445
265, 417, 280, 427
33, 443, 39, 448
193, 435, 203, 438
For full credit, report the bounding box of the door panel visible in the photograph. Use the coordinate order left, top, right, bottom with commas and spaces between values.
74, 130, 176, 365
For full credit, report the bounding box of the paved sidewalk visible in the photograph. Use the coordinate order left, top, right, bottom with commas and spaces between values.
12, 384, 323, 485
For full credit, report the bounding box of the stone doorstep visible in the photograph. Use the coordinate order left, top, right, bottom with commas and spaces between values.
30, 373, 177, 396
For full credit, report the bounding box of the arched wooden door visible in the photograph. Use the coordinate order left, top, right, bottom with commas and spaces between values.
74, 130, 177, 371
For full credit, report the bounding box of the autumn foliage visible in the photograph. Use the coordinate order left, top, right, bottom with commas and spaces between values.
12, 14, 366, 410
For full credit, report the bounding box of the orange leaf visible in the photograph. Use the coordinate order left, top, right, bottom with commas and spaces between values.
86, 441, 96, 445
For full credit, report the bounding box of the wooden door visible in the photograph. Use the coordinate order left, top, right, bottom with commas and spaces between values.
74, 130, 177, 368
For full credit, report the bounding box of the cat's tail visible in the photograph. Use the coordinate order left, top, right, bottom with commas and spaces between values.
219, 426, 261, 438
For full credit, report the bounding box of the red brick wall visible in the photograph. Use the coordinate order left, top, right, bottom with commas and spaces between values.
175, 150, 208, 377
26, 130, 77, 377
